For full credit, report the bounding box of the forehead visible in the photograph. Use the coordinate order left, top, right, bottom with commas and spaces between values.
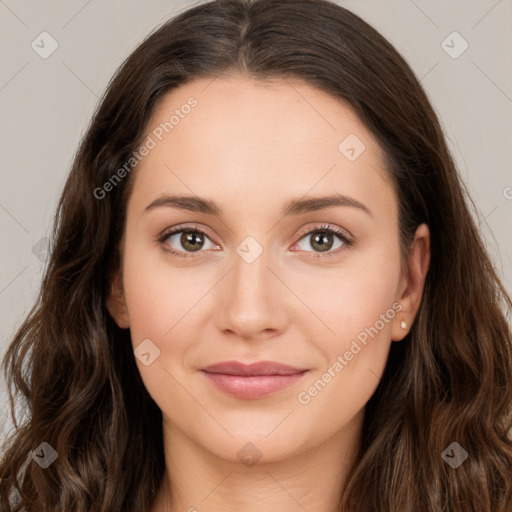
128, 75, 395, 220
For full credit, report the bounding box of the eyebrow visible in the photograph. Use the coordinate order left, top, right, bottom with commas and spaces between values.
143, 193, 373, 218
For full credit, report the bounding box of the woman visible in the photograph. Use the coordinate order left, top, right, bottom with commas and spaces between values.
1, 0, 511, 510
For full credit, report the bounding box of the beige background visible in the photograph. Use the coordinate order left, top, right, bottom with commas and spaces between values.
1, 0, 511, 438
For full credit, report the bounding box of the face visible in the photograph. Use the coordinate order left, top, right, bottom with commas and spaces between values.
108, 75, 430, 464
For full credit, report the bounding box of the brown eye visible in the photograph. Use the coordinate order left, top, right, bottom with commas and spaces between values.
159, 226, 217, 258
309, 230, 336, 252
179, 231, 205, 252
294, 225, 353, 258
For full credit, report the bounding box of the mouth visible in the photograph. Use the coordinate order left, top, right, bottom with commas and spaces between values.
200, 360, 309, 399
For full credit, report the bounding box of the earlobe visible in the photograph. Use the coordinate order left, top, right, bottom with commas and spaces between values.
106, 271, 130, 329
392, 223, 431, 342
391, 301, 408, 342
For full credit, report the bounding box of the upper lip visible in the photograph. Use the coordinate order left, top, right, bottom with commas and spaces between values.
201, 360, 308, 376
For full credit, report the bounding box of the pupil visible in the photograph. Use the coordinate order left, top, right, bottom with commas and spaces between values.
313, 231, 332, 252
183, 231, 203, 251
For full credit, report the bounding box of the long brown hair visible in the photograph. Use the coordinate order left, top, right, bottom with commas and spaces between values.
1, 0, 511, 510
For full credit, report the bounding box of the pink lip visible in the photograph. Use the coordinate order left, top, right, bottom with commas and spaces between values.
201, 360, 309, 399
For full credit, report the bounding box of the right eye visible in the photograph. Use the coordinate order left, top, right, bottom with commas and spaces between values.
158, 225, 219, 258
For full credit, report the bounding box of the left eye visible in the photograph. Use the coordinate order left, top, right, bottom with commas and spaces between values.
294, 228, 347, 254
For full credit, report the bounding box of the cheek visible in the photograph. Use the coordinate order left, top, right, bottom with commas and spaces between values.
121, 232, 207, 342
121, 243, 209, 407
292, 239, 402, 353
291, 241, 401, 413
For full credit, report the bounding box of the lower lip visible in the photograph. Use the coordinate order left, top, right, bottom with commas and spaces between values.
201, 370, 308, 399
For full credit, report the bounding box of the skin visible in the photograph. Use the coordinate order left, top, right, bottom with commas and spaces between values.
107, 74, 430, 512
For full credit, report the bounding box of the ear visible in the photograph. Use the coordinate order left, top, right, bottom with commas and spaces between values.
106, 271, 130, 329
391, 223, 431, 342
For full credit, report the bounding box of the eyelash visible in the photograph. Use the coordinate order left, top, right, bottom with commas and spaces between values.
157, 223, 354, 260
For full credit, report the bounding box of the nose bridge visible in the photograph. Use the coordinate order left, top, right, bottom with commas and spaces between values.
216, 239, 287, 338
230, 232, 274, 296
233, 248, 271, 300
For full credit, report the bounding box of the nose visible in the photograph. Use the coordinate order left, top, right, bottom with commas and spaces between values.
214, 246, 290, 341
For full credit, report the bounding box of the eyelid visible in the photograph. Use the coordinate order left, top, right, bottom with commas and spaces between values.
294, 223, 353, 243
158, 222, 215, 242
